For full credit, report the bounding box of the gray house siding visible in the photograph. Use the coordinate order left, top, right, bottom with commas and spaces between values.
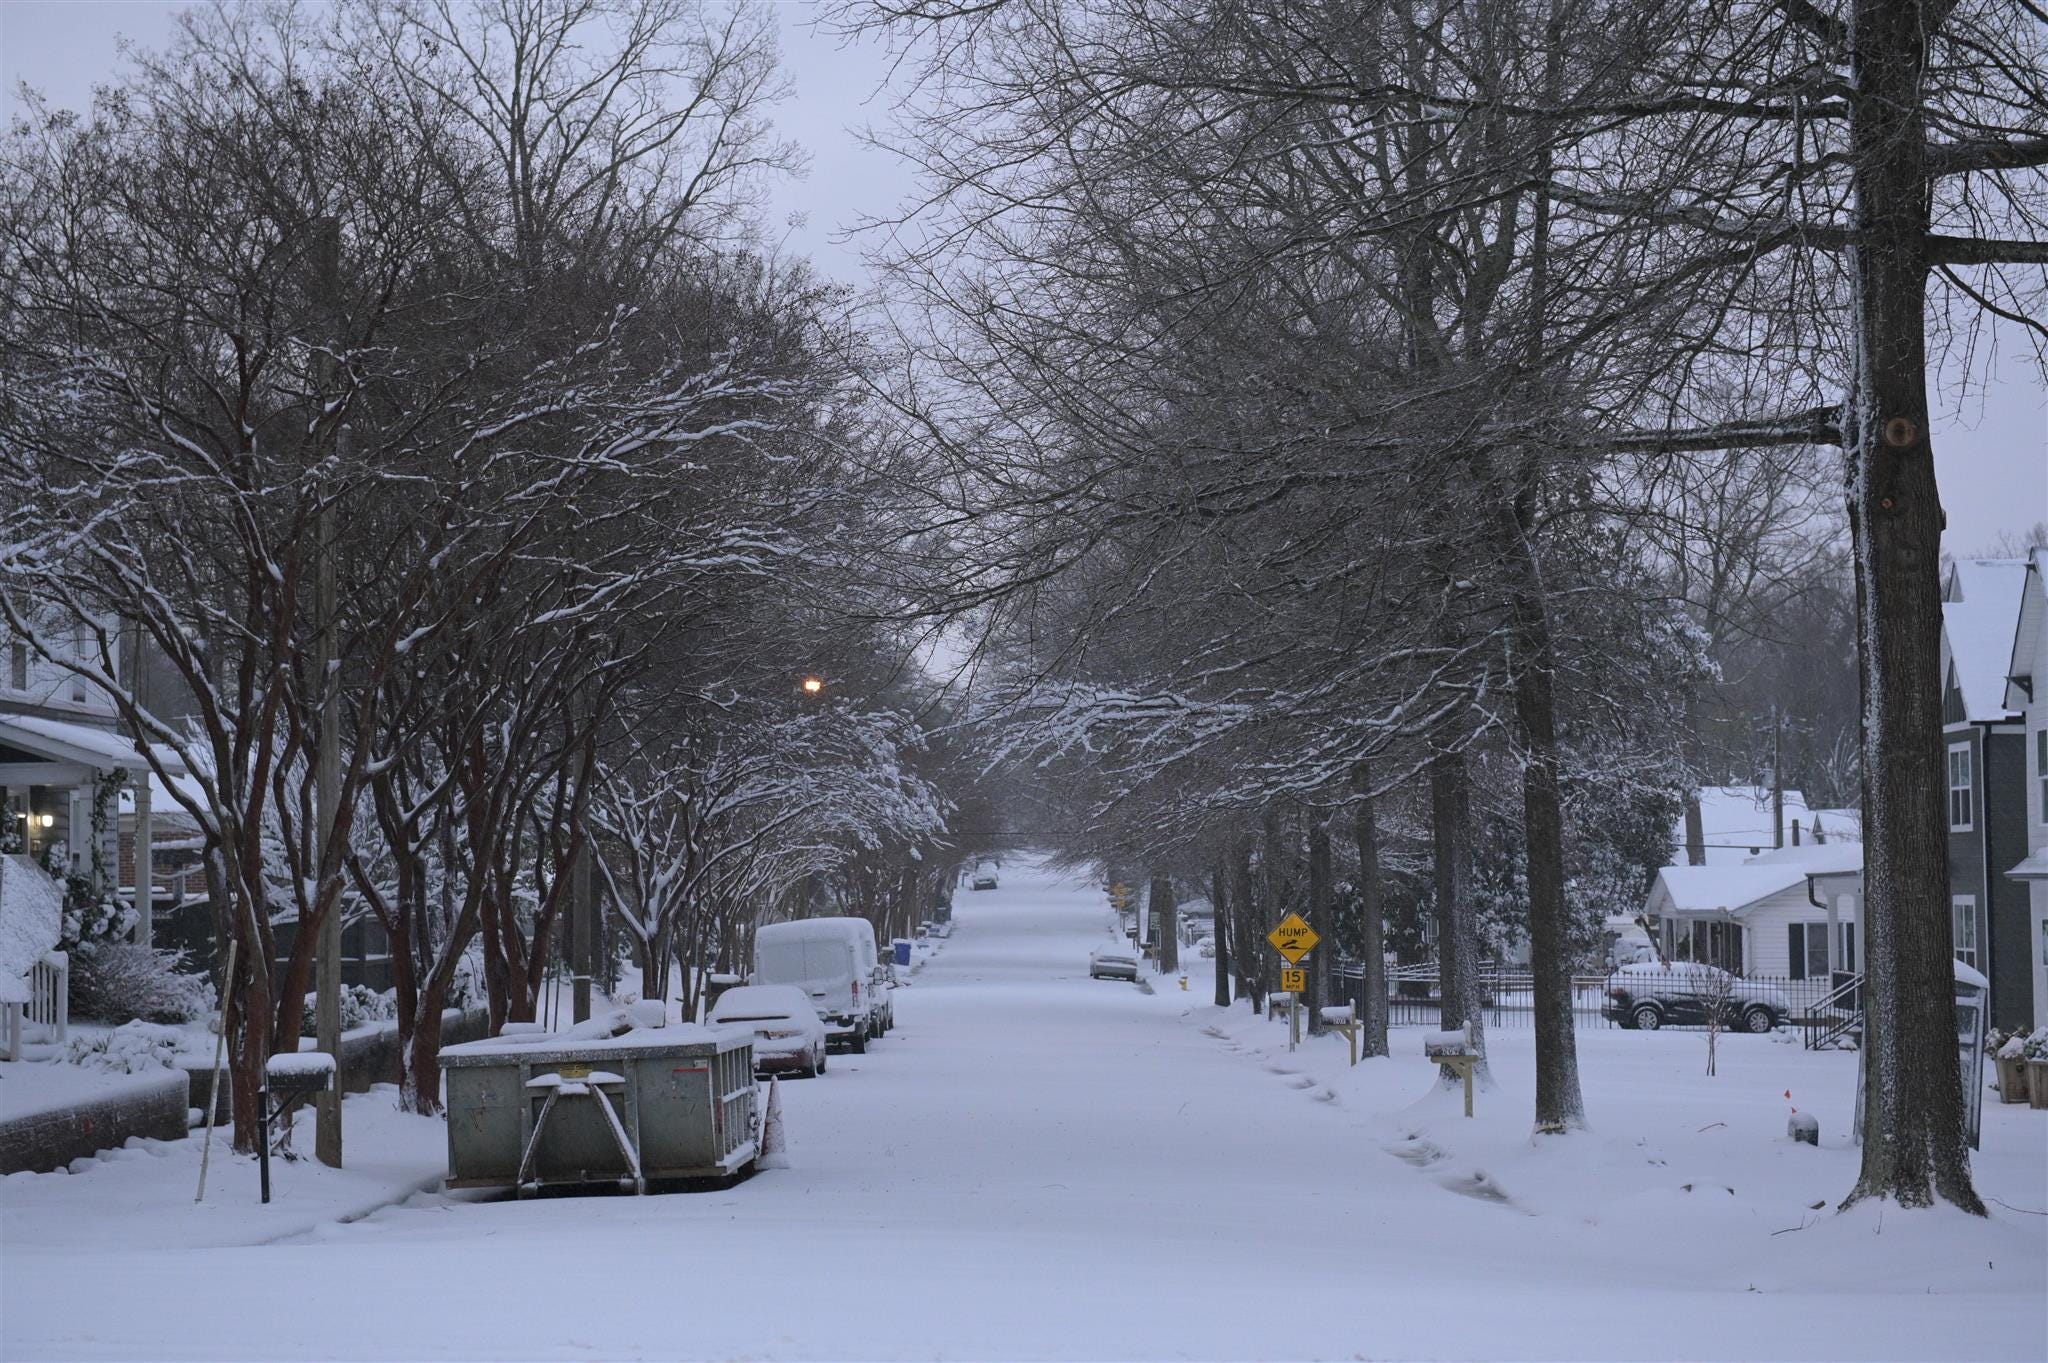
1985, 728, 2034, 1030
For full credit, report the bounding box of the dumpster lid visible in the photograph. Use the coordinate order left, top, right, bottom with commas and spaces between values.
440, 1006, 745, 1065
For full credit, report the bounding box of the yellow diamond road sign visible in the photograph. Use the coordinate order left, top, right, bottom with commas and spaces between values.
1267, 913, 1319, 964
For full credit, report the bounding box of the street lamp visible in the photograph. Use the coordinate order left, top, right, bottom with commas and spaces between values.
800, 675, 825, 697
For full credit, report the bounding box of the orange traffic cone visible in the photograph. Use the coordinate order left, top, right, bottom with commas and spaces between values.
759, 1075, 790, 1169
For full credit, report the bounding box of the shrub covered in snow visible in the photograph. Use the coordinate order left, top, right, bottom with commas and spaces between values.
299, 984, 397, 1035
65, 1019, 189, 1073
69, 942, 215, 1024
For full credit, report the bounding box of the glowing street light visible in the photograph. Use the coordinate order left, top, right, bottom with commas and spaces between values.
801, 675, 825, 697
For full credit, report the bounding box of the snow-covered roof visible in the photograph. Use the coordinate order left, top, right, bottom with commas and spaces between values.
1648, 863, 1813, 915
1671, 786, 1818, 865
2007, 849, 2048, 881
1804, 808, 1861, 841
1742, 841, 1863, 875
2006, 551, 2046, 714
0, 854, 64, 1003
1941, 558, 2029, 723
0, 713, 187, 776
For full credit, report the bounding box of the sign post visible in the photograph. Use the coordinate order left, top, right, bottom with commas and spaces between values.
1267, 914, 1320, 1052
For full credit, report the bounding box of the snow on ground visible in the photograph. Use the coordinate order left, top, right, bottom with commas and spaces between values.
3, 855, 2043, 1361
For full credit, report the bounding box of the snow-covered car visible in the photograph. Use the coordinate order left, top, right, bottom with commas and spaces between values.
1196, 936, 1216, 959
1090, 947, 1139, 981
1603, 961, 1789, 1033
707, 985, 829, 1077
971, 872, 998, 890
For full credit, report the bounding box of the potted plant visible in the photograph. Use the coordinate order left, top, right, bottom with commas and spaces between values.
2027, 1030, 2048, 1112
1992, 1029, 2031, 1104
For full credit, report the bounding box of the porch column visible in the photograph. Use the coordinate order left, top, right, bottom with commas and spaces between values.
133, 772, 152, 947
1825, 894, 1840, 975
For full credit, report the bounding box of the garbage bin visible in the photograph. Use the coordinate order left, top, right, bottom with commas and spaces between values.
892, 938, 913, 967
440, 1009, 758, 1195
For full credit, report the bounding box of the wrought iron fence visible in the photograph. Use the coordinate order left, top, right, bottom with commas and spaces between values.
1326, 960, 1858, 1035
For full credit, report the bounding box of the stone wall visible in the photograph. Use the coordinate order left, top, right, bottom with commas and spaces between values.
0, 1069, 190, 1176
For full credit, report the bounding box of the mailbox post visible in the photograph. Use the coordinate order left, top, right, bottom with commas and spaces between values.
260, 1053, 337, 1204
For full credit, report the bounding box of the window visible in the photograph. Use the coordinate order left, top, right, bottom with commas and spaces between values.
2037, 729, 2047, 825
1947, 743, 1974, 830
1787, 923, 1832, 980
1952, 896, 1978, 968
1836, 920, 1856, 974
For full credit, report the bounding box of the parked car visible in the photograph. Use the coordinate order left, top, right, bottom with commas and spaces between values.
707, 985, 828, 1077
1090, 946, 1139, 981
971, 870, 998, 890
754, 917, 887, 1052
1603, 961, 1790, 1032
1196, 936, 1216, 959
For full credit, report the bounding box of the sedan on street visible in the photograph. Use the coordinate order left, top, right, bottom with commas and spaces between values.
708, 984, 830, 1077
1090, 947, 1140, 981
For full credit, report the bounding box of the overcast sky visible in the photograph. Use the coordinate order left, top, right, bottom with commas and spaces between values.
4, 0, 2041, 551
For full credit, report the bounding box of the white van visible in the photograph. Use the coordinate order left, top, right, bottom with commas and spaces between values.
753, 917, 890, 1052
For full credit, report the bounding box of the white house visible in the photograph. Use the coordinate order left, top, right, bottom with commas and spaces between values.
1643, 840, 1862, 981
2002, 548, 2048, 1029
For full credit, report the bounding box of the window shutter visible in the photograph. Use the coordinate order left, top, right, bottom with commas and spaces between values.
1787, 923, 1805, 980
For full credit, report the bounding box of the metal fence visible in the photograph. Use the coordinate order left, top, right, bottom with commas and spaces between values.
1326, 962, 1858, 1035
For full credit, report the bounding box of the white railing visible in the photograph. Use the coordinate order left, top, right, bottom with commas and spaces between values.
28, 950, 68, 1042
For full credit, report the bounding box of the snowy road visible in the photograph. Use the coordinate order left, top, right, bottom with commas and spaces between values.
5, 857, 2043, 1361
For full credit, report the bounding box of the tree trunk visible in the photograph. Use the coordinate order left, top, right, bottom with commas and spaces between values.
1493, 486, 1585, 1132
1233, 839, 1261, 1010
1211, 862, 1231, 1007
402, 983, 449, 1116
1306, 819, 1332, 1035
1151, 871, 1178, 975
1350, 762, 1389, 1058
1430, 745, 1488, 1085
1841, 0, 1981, 1215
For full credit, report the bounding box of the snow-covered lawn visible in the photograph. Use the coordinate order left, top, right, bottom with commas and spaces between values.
3, 857, 2042, 1361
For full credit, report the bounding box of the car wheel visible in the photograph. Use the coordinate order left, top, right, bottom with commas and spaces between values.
849, 1027, 868, 1054
1632, 1003, 1663, 1031
817, 1048, 827, 1074
1743, 1005, 1775, 1034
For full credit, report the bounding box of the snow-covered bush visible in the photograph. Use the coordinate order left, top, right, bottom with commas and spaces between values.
448, 943, 487, 1012
65, 1019, 188, 1073
69, 942, 214, 1023
299, 984, 396, 1035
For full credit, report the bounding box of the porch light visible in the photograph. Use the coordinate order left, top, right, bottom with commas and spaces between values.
37, 813, 54, 828
801, 675, 824, 696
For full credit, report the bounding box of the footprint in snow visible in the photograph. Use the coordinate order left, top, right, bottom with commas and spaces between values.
1287, 1076, 1317, 1090
1439, 1169, 1515, 1205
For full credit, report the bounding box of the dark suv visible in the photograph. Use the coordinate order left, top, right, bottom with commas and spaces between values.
1603, 962, 1789, 1032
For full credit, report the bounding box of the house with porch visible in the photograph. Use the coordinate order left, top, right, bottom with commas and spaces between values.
2002, 548, 2048, 1030
0, 619, 183, 1018
1940, 557, 2035, 1030
1642, 840, 1862, 982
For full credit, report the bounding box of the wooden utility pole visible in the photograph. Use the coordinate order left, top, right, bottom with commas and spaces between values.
1771, 703, 1784, 849
572, 841, 594, 1023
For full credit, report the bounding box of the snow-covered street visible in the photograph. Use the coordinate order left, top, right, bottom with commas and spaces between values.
4, 856, 2043, 1361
